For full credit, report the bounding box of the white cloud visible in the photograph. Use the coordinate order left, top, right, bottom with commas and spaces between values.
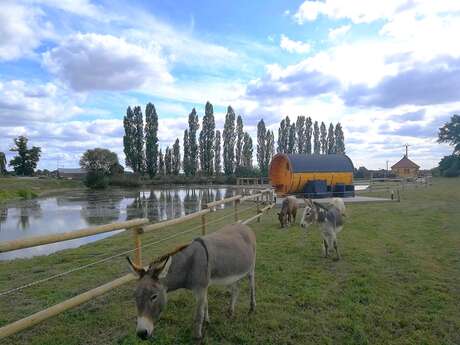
43, 33, 173, 92
0, 80, 82, 124
328, 25, 351, 40
294, 0, 460, 24
280, 34, 311, 54
0, 2, 54, 61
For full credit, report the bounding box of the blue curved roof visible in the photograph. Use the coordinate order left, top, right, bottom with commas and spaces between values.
285, 154, 354, 173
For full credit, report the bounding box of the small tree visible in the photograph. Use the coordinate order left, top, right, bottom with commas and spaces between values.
188, 108, 200, 175
0, 152, 6, 175
9, 136, 41, 176
80, 148, 119, 175
438, 114, 460, 155
80, 148, 119, 189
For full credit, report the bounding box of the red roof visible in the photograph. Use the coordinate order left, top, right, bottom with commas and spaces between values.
391, 155, 420, 169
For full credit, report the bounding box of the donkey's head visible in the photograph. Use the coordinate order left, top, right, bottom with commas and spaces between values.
300, 198, 317, 230
127, 256, 171, 340
277, 210, 288, 228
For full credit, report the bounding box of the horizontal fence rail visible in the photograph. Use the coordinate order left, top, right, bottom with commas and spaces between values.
0, 189, 274, 340
0, 218, 150, 253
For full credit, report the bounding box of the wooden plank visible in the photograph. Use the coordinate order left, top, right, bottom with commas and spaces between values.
142, 209, 210, 233
201, 214, 207, 236
206, 195, 242, 208
242, 203, 274, 225
0, 218, 150, 253
132, 227, 142, 266
0, 273, 137, 340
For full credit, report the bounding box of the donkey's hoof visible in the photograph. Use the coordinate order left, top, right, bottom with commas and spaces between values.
333, 257, 340, 261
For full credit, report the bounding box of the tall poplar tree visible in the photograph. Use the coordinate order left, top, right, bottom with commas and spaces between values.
335, 123, 345, 154
305, 117, 313, 154
223, 106, 236, 175
265, 130, 275, 171
200, 102, 215, 175
288, 122, 296, 154
183, 129, 190, 175
165, 147, 172, 175
242, 132, 253, 168
313, 121, 320, 154
133, 106, 145, 173
172, 138, 181, 175
188, 108, 199, 175
235, 115, 244, 168
257, 119, 267, 172
144, 102, 159, 178
327, 123, 336, 154
123, 106, 136, 170
296, 116, 305, 154
320, 121, 327, 154
158, 149, 165, 176
214, 130, 222, 175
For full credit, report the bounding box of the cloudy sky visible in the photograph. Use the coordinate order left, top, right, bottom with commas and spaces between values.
1, 0, 459, 171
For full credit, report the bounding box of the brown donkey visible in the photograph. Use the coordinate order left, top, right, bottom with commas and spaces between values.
278, 196, 298, 228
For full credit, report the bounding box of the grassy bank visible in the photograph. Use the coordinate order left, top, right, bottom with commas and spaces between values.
1, 178, 459, 344
0, 177, 83, 203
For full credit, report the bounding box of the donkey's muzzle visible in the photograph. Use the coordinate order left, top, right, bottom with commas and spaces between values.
137, 329, 149, 340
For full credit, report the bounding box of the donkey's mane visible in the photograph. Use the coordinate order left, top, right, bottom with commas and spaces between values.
150, 243, 191, 266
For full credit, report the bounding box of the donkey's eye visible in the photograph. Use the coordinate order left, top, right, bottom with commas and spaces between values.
151, 294, 158, 301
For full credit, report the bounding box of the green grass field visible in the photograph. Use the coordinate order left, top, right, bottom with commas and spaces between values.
0, 177, 83, 202
1, 178, 459, 344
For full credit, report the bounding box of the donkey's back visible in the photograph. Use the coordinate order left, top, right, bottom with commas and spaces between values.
204, 224, 256, 285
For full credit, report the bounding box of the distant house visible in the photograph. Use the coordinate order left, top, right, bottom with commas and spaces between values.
391, 155, 420, 177
57, 168, 87, 179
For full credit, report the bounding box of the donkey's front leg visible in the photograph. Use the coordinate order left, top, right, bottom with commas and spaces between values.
333, 240, 341, 261
193, 288, 208, 339
323, 239, 329, 258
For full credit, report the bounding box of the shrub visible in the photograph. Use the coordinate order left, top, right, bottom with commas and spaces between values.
84, 171, 109, 189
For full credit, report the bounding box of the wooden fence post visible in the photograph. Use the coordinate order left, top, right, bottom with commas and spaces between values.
201, 214, 207, 236
234, 198, 240, 222
132, 227, 143, 266
256, 196, 261, 222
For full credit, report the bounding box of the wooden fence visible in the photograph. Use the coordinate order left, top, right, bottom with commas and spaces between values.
0, 189, 274, 340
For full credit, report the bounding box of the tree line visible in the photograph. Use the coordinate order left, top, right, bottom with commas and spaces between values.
122, 102, 346, 177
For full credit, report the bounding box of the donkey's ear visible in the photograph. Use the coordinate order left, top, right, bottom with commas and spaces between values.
150, 256, 172, 279
126, 256, 146, 278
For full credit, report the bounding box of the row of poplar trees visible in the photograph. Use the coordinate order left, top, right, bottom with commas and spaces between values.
276, 116, 345, 155
123, 102, 260, 177
123, 102, 345, 177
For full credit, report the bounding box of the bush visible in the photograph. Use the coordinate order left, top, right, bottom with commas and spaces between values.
234, 166, 262, 178
84, 171, 109, 189
439, 154, 460, 177
109, 175, 141, 187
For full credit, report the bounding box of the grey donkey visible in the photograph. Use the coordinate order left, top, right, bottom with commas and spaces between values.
300, 198, 345, 260
127, 223, 257, 340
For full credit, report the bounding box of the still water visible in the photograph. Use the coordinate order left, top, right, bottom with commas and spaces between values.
0, 187, 237, 260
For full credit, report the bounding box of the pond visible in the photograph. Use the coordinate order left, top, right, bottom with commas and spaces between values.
0, 187, 239, 260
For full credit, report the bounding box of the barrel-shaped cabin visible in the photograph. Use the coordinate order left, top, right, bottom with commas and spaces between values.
269, 153, 354, 196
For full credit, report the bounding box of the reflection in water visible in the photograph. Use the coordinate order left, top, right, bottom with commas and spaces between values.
80, 191, 123, 226
0, 187, 241, 260
18, 200, 42, 230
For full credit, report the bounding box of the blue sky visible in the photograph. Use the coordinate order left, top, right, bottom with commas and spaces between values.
1, 0, 459, 170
